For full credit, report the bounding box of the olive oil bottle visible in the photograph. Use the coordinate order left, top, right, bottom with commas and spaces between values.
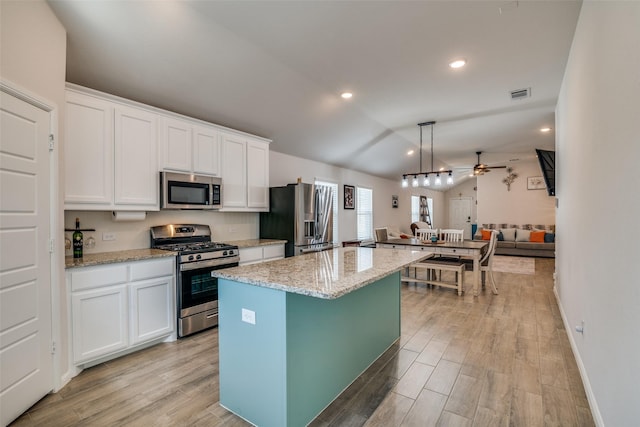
73, 217, 83, 259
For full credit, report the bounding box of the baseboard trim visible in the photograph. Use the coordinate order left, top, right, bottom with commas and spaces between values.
553, 285, 604, 427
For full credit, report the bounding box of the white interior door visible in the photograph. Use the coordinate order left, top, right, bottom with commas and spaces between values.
0, 89, 53, 425
449, 197, 472, 239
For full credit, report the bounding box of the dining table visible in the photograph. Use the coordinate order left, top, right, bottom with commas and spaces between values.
377, 238, 489, 296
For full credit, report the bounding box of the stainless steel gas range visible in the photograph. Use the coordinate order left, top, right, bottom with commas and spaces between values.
150, 224, 239, 337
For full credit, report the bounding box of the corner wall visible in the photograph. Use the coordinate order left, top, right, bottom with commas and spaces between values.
556, 2, 640, 425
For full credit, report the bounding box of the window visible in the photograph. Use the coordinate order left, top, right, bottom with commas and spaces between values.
315, 180, 338, 246
411, 196, 420, 223
356, 187, 373, 241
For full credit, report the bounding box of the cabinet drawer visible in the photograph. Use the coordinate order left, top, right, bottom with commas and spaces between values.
70, 264, 128, 291
130, 258, 175, 281
432, 247, 472, 255
378, 244, 406, 250
263, 244, 284, 260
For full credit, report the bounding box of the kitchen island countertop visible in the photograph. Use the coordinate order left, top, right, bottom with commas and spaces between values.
212, 246, 430, 299
65, 248, 176, 269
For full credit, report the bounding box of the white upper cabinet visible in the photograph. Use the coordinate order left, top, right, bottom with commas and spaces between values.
247, 139, 269, 209
114, 105, 158, 207
64, 87, 159, 211
64, 83, 268, 212
221, 134, 270, 211
159, 117, 220, 176
65, 91, 114, 208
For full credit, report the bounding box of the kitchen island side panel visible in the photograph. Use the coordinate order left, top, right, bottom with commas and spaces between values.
286, 272, 401, 426
218, 279, 288, 427
218, 272, 401, 427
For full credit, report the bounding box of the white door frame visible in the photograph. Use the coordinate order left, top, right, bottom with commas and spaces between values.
1, 80, 61, 391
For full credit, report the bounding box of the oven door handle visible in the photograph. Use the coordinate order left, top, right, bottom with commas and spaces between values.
180, 257, 240, 271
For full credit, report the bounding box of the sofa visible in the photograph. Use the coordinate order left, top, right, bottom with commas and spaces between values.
473, 223, 556, 258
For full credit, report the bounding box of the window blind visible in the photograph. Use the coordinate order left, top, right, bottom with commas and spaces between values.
356, 187, 373, 241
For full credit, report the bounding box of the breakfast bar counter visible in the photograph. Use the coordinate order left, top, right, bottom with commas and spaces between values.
211, 247, 430, 427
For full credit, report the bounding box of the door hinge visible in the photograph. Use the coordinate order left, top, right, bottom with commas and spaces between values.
49, 134, 55, 151
49, 239, 55, 254
51, 341, 56, 354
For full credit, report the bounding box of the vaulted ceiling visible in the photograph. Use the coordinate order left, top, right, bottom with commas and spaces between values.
48, 0, 581, 189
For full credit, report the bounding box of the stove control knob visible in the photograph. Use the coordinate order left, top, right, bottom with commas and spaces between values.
196, 254, 202, 260
188, 255, 194, 261
223, 250, 228, 256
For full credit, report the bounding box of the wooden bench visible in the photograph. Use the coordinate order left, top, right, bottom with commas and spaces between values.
401, 259, 465, 296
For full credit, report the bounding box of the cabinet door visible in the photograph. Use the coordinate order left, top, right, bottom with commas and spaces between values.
114, 105, 158, 208
193, 125, 220, 176
221, 134, 247, 208
64, 91, 113, 208
129, 277, 174, 345
72, 284, 128, 363
160, 117, 192, 172
246, 139, 269, 209
239, 246, 263, 265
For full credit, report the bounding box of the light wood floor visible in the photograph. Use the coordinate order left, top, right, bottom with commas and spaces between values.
12, 258, 594, 426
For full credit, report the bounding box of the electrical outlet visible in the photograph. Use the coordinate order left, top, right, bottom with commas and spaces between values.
241, 308, 256, 325
102, 232, 116, 241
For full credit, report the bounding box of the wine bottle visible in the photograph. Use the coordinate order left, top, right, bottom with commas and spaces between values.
73, 217, 83, 259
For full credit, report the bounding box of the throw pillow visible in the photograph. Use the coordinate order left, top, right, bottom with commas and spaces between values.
544, 233, 555, 243
498, 231, 504, 241
516, 229, 531, 242
530, 230, 545, 243
481, 229, 492, 240
500, 228, 516, 241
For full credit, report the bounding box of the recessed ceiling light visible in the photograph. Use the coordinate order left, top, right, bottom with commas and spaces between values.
540, 127, 552, 132
407, 150, 414, 156
449, 59, 466, 69
341, 92, 353, 99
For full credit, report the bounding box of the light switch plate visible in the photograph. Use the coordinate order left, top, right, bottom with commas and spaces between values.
241, 308, 256, 325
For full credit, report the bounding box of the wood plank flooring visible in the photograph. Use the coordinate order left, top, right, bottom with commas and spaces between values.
11, 258, 594, 426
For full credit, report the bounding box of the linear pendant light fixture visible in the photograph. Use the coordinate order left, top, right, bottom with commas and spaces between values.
402, 121, 453, 188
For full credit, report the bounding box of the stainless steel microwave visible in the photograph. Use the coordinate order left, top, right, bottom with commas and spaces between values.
160, 172, 222, 210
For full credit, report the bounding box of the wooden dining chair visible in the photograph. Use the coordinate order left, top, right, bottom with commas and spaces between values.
416, 228, 438, 241
441, 229, 464, 242
461, 229, 499, 294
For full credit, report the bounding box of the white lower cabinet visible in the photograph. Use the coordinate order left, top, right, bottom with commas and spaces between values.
72, 284, 128, 363
129, 277, 173, 345
239, 244, 285, 266
68, 257, 175, 365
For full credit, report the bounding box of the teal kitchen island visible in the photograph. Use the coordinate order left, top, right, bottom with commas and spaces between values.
211, 247, 430, 427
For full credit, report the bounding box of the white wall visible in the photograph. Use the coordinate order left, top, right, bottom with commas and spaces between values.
1, 0, 68, 387
556, 2, 640, 425
476, 158, 555, 226
270, 151, 446, 239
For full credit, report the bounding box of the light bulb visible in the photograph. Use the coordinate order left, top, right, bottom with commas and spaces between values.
401, 176, 408, 188
423, 175, 430, 186
435, 173, 442, 186
447, 172, 453, 185
412, 176, 419, 187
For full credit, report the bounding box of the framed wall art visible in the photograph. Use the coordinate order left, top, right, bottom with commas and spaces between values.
344, 185, 355, 209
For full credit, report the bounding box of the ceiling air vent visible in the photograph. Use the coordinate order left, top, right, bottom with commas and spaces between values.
510, 87, 531, 100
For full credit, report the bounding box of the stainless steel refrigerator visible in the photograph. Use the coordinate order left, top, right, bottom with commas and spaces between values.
260, 183, 333, 257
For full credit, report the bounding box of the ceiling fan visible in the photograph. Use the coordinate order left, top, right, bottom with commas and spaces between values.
473, 151, 507, 175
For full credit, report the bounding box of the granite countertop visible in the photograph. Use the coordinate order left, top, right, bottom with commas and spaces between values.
65, 248, 176, 269
212, 247, 430, 299
228, 238, 287, 248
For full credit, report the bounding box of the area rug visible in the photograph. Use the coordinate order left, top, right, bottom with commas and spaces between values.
491, 255, 535, 275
